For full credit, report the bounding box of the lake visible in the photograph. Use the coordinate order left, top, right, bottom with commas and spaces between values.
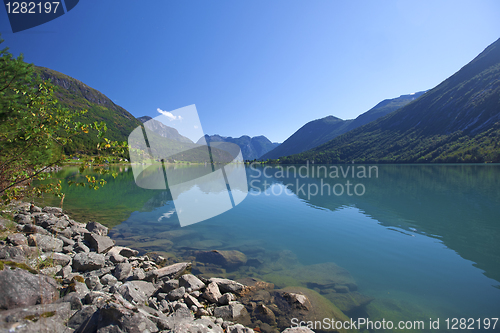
36, 164, 500, 332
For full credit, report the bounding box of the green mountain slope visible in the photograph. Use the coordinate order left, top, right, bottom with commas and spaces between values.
261, 91, 425, 160
196, 134, 279, 160
36, 66, 142, 154
280, 38, 500, 164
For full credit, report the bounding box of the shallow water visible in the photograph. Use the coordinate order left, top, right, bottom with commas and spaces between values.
37, 164, 500, 332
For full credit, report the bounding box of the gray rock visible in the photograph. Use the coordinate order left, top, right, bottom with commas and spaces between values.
42, 252, 71, 266
218, 292, 236, 305
35, 213, 69, 229
42, 206, 63, 215
86, 221, 108, 236
97, 302, 159, 332
13, 213, 32, 224
27, 234, 64, 252
227, 324, 254, 333
67, 305, 97, 329
167, 286, 186, 301
107, 246, 139, 258
40, 264, 62, 276
84, 291, 111, 307
130, 268, 146, 280
282, 328, 315, 333
57, 291, 83, 310
84, 233, 115, 254
213, 303, 251, 325
106, 251, 126, 264
184, 294, 203, 309
281, 292, 311, 311
202, 281, 222, 303
73, 252, 106, 272
6, 233, 27, 246
209, 278, 246, 295
196, 250, 247, 267
22, 223, 50, 235
255, 303, 276, 325
161, 279, 179, 293
86, 275, 103, 291
0, 245, 29, 262
0, 267, 59, 310
179, 273, 205, 291
0, 301, 72, 325
84, 266, 113, 279
74, 241, 91, 253
101, 273, 118, 286
30, 205, 42, 213
57, 264, 72, 279
118, 282, 148, 304
154, 262, 191, 280
114, 262, 132, 281
72, 281, 90, 297
57, 234, 75, 246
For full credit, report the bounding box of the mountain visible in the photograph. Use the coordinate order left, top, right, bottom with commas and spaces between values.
261, 91, 426, 160
280, 38, 500, 164
36, 66, 142, 154
197, 135, 279, 160
137, 116, 193, 144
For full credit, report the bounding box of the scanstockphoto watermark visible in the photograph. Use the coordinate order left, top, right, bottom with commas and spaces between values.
249, 161, 378, 199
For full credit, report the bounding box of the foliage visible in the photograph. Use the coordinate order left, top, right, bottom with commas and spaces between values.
0, 37, 128, 204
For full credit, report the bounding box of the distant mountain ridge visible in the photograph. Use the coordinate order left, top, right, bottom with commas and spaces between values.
197, 134, 279, 160
137, 116, 193, 144
280, 38, 500, 164
261, 91, 426, 160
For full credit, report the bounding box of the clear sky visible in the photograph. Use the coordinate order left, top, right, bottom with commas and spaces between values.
1, 1, 499, 142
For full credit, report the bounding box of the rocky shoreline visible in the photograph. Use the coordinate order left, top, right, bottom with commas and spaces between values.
0, 203, 326, 333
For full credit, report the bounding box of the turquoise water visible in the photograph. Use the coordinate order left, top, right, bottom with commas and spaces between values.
39, 164, 500, 331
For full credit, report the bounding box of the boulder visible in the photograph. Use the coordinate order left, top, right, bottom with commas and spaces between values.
209, 278, 246, 295
213, 302, 251, 326
196, 250, 247, 267
73, 252, 106, 272
118, 281, 155, 304
97, 302, 159, 332
161, 279, 179, 293
13, 213, 32, 224
6, 233, 27, 246
67, 305, 98, 329
254, 303, 276, 325
282, 328, 315, 333
153, 262, 191, 280
179, 273, 205, 291
0, 302, 72, 331
101, 273, 118, 286
22, 224, 50, 235
227, 324, 254, 333
202, 281, 222, 303
84, 232, 115, 253
114, 262, 133, 281
0, 267, 59, 310
167, 286, 186, 301
41, 206, 63, 215
218, 292, 236, 305
86, 221, 108, 236
74, 241, 90, 253
41, 252, 71, 267
27, 234, 64, 252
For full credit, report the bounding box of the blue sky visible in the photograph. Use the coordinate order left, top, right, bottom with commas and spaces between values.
1, 1, 499, 143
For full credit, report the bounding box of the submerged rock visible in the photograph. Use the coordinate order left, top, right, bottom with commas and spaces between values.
196, 250, 247, 267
